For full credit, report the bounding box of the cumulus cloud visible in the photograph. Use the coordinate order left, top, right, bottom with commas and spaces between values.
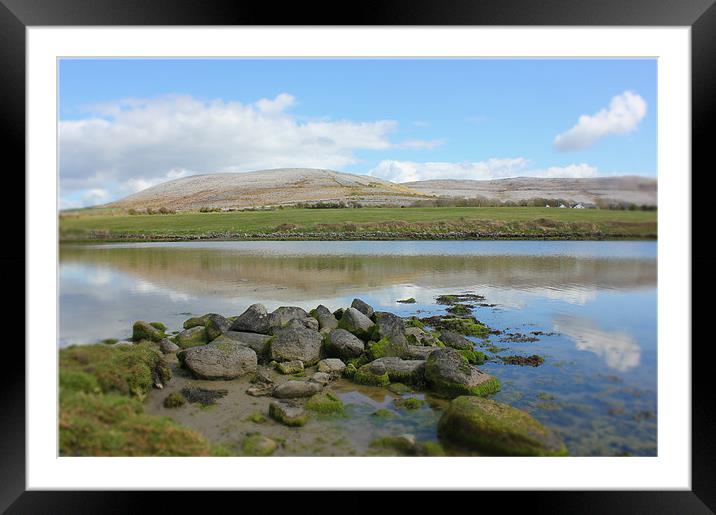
367, 159, 598, 183
554, 91, 647, 152
60, 93, 398, 203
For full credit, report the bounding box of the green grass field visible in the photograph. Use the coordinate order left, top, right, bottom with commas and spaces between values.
59, 207, 657, 241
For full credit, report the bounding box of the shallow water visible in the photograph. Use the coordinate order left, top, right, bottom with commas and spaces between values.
59, 240, 657, 456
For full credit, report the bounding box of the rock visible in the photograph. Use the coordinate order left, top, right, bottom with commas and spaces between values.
371, 434, 420, 455
326, 328, 365, 359
246, 384, 275, 397
158, 338, 180, 354
405, 326, 439, 346
368, 334, 409, 360
270, 326, 323, 365
267, 306, 320, 332
242, 434, 278, 456
272, 380, 323, 399
317, 358, 346, 379
276, 360, 304, 375
204, 313, 231, 341
405, 345, 439, 360
220, 331, 273, 357
372, 311, 406, 339
252, 367, 274, 385
230, 303, 271, 334
183, 340, 258, 380
351, 298, 375, 318
438, 396, 568, 456
425, 348, 500, 398
269, 400, 308, 427
439, 331, 474, 351
183, 314, 210, 330
309, 372, 332, 385
132, 320, 165, 342
175, 326, 209, 349
353, 361, 390, 387
305, 391, 344, 414
369, 357, 425, 385
337, 307, 375, 339
310, 305, 339, 332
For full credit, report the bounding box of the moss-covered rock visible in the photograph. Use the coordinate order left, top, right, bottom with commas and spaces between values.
269, 400, 308, 427
370, 434, 421, 455
437, 396, 568, 456
242, 434, 278, 456
371, 408, 397, 418
306, 391, 344, 415
276, 360, 304, 375
132, 320, 166, 342
163, 392, 186, 408
325, 328, 365, 359
367, 335, 409, 360
425, 348, 500, 398
175, 326, 209, 349
337, 307, 375, 339
458, 349, 487, 365
420, 316, 490, 338
394, 397, 425, 410
353, 363, 390, 387
149, 321, 167, 332
396, 297, 416, 304
368, 357, 425, 385
247, 412, 267, 424
204, 313, 231, 341
446, 304, 473, 316
343, 363, 357, 379
387, 382, 412, 395
183, 314, 210, 330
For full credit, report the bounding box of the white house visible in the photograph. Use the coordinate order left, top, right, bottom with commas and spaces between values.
558, 204, 567, 208
573, 203, 585, 209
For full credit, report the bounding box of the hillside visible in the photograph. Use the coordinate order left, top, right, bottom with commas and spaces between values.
403, 176, 657, 207
104, 168, 657, 212
106, 168, 424, 211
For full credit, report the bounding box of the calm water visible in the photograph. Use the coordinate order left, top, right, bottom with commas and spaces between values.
59, 240, 657, 456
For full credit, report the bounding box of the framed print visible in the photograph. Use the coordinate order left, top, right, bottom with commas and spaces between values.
3, 0, 712, 512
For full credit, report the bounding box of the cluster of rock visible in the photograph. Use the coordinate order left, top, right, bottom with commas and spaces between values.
128, 297, 566, 456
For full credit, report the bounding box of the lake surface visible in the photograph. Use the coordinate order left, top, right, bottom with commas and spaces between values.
59, 240, 657, 456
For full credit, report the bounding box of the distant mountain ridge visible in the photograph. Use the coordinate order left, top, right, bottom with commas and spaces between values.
105, 168, 657, 211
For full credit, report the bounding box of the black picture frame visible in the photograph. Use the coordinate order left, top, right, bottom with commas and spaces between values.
3, 0, 711, 512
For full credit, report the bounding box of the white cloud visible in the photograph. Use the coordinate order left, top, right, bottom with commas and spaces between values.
60, 93, 397, 202
367, 159, 598, 182
554, 91, 647, 152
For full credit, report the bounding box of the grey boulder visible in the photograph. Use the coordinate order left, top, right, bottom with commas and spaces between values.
338, 307, 375, 339
230, 303, 271, 334
183, 340, 258, 380
270, 325, 323, 365
351, 298, 375, 318
272, 380, 323, 399
326, 328, 365, 359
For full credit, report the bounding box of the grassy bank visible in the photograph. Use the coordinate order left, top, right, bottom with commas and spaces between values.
59, 207, 657, 241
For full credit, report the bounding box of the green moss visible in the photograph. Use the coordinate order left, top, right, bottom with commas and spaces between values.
371, 408, 397, 418
242, 434, 278, 456
397, 297, 416, 304
436, 318, 490, 337
60, 370, 100, 394
268, 403, 308, 427
437, 396, 568, 457
387, 383, 412, 395
149, 321, 167, 331
435, 295, 458, 305
100, 338, 118, 345
446, 304, 472, 316
394, 397, 425, 410
163, 392, 186, 408
458, 349, 487, 365
132, 320, 166, 342
305, 392, 345, 415
183, 314, 209, 330
353, 366, 390, 387
343, 363, 357, 379
422, 441, 446, 456
404, 317, 425, 330
368, 335, 406, 360
59, 391, 215, 456
60, 343, 170, 398
370, 436, 419, 455
247, 412, 267, 424
346, 355, 370, 369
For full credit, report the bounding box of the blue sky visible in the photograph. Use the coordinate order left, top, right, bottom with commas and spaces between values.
59, 59, 656, 208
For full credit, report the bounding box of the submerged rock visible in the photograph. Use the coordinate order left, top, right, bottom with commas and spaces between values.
270, 325, 323, 365
317, 358, 346, 378
437, 396, 567, 456
132, 321, 166, 342
351, 298, 375, 318
269, 400, 308, 427
305, 391, 344, 414
425, 348, 500, 398
175, 326, 209, 349
338, 307, 375, 339
272, 380, 322, 399
183, 341, 258, 380
326, 328, 365, 359
230, 303, 272, 334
